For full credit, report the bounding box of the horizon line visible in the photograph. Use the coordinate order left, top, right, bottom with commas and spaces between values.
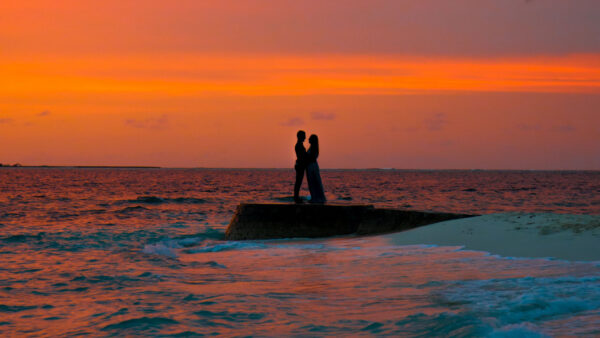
1, 165, 599, 172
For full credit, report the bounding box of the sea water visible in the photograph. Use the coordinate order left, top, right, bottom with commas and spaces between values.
1, 168, 599, 336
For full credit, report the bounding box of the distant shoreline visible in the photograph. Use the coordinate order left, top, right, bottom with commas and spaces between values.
0, 165, 162, 169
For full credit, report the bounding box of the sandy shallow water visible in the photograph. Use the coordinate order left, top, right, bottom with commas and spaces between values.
389, 213, 600, 261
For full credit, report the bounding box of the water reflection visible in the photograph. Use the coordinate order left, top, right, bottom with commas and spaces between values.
1, 169, 600, 335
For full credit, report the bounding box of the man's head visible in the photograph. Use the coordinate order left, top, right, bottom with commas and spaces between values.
297, 130, 306, 142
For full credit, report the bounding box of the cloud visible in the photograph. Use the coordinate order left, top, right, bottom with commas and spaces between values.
0, 118, 13, 124
552, 124, 576, 133
517, 124, 576, 133
311, 112, 336, 121
38, 110, 51, 117
279, 117, 304, 127
125, 114, 169, 130
424, 113, 447, 131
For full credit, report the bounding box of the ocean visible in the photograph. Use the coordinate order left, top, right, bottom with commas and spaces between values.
1, 168, 599, 336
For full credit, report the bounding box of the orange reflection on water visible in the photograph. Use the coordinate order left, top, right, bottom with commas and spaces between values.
2, 169, 600, 335
2, 222, 598, 335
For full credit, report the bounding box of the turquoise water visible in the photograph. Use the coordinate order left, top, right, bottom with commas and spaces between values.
1, 168, 599, 336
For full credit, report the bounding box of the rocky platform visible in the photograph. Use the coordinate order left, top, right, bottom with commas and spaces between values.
225, 203, 475, 240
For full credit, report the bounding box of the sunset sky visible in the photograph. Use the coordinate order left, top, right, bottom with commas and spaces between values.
1, 0, 599, 169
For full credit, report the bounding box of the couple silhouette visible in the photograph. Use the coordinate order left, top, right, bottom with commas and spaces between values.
294, 130, 326, 204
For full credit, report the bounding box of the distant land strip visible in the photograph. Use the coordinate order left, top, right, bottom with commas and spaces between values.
0, 165, 161, 169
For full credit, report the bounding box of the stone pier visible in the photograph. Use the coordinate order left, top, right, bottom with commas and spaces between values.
225, 203, 474, 240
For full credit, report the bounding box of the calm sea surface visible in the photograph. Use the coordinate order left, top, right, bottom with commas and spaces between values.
1, 168, 600, 336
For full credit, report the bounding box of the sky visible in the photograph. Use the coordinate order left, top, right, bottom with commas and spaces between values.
1, 0, 600, 169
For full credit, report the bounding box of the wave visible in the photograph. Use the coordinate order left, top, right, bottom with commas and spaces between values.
194, 309, 266, 323
1, 233, 44, 243
0, 304, 38, 312
118, 196, 207, 205
442, 276, 600, 319
185, 241, 267, 253
175, 228, 225, 241
115, 206, 149, 213
1, 229, 168, 252
144, 239, 257, 257
183, 240, 360, 255
427, 275, 600, 336
147, 238, 338, 255
141, 228, 227, 258
101, 317, 179, 331
1, 226, 227, 256
0, 211, 26, 219
142, 242, 179, 258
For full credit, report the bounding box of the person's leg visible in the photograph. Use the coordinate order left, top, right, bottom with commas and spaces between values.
294, 166, 304, 202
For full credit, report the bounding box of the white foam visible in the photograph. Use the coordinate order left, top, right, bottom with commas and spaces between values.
142, 243, 178, 258
141, 235, 218, 257
439, 276, 600, 331
177, 237, 203, 247
187, 241, 267, 253
185, 240, 360, 254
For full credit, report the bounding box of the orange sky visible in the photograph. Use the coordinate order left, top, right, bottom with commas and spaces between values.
1, 1, 600, 169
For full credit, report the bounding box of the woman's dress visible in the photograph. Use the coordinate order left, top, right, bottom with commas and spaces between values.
306, 149, 326, 203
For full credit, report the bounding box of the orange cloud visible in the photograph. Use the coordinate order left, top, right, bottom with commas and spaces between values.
1, 54, 599, 101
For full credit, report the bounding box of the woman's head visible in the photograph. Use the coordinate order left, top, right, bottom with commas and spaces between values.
309, 134, 319, 145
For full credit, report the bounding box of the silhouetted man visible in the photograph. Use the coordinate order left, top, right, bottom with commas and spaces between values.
294, 130, 307, 203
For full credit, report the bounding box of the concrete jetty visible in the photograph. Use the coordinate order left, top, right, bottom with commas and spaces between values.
225, 203, 475, 240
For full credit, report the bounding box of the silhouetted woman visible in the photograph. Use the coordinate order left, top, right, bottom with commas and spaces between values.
306, 134, 326, 203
